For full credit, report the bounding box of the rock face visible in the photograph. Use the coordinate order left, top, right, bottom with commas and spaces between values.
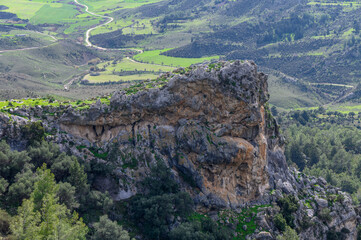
0, 60, 359, 239
59, 60, 279, 208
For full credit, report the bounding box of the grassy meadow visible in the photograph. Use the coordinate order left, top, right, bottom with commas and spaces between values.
134, 49, 220, 67
99, 57, 174, 73
0, 95, 111, 113
84, 73, 159, 83
81, 53, 223, 84
78, 0, 164, 12
83, 57, 173, 83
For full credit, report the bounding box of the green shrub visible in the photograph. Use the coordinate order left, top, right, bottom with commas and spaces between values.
327, 228, 346, 240
140, 160, 179, 196
92, 215, 131, 240
318, 208, 332, 223
274, 213, 287, 232
277, 195, 299, 227
0, 177, 9, 197
130, 192, 193, 240
0, 209, 11, 236
21, 121, 45, 145
276, 226, 299, 240
299, 215, 313, 230
169, 217, 233, 240
129, 160, 194, 239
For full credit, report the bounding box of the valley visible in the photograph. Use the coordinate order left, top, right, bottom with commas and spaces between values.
1, 0, 361, 112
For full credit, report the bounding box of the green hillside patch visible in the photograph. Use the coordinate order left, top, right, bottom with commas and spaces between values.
30, 3, 78, 25
121, 19, 156, 35
64, 18, 101, 35
91, 19, 133, 35
329, 104, 361, 114
342, 28, 355, 39
83, 73, 159, 83
79, 0, 165, 12
99, 57, 174, 73
2, 0, 46, 19
134, 49, 220, 67
267, 73, 322, 110
82, 57, 174, 84
7, 30, 56, 42
0, 96, 111, 114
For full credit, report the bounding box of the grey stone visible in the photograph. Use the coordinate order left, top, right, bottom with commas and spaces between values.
255, 232, 273, 240
315, 197, 328, 208
282, 181, 295, 194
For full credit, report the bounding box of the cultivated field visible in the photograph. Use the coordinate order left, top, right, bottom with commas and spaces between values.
83, 73, 159, 83
134, 49, 220, 67
98, 57, 174, 73
82, 57, 173, 83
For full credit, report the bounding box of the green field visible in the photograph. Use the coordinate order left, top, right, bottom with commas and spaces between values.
30, 3, 78, 25
64, 18, 101, 35
326, 104, 361, 113
134, 49, 220, 67
79, 0, 165, 12
121, 19, 156, 35
1, 0, 96, 38
1, 0, 167, 40
99, 57, 174, 73
293, 104, 361, 114
84, 73, 159, 83
2, 0, 48, 19
83, 57, 174, 83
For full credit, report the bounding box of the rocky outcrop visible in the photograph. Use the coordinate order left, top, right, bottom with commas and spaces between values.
0, 60, 359, 239
59, 60, 279, 208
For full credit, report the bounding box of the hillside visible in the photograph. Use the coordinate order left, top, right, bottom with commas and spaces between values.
0, 0, 360, 109
87, 0, 361, 107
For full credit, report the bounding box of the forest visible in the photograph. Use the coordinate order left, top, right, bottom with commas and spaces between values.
279, 107, 361, 204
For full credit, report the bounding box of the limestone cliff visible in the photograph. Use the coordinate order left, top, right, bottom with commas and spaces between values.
59, 60, 279, 208
0, 60, 359, 239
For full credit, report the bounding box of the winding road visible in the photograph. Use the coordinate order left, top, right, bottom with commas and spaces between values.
73, 0, 114, 48
73, 0, 142, 53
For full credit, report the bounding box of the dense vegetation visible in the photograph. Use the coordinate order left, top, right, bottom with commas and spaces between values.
280, 108, 361, 204
0, 132, 131, 239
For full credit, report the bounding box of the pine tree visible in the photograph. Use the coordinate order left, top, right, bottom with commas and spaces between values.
11, 164, 88, 240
